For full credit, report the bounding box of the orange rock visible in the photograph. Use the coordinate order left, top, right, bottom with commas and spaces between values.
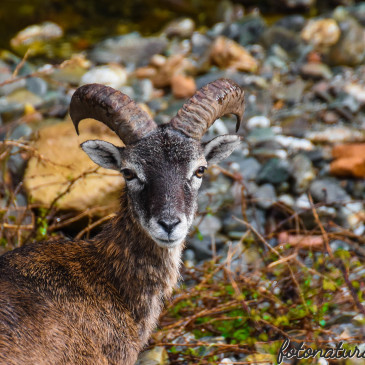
151, 54, 194, 88
171, 74, 196, 99
332, 143, 365, 159
210, 36, 258, 72
331, 143, 365, 178
301, 18, 340, 48
135, 66, 157, 79
330, 157, 365, 178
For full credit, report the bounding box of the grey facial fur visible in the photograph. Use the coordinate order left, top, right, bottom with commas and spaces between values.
82, 125, 241, 248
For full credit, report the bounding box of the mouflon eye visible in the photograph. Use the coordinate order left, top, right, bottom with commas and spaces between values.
194, 166, 207, 178
122, 169, 136, 181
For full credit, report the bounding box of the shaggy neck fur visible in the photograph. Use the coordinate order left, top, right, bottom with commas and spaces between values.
94, 192, 183, 344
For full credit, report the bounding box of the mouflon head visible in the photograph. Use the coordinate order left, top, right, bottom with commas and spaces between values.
69, 79, 245, 248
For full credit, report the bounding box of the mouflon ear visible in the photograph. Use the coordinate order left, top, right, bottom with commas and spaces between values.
81, 140, 123, 170
203, 135, 242, 165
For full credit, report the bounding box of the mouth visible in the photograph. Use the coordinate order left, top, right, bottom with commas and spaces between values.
153, 236, 183, 248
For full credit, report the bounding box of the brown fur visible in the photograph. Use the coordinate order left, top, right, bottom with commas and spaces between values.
0, 193, 182, 364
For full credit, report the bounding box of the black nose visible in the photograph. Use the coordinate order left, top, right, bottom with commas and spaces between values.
158, 218, 181, 234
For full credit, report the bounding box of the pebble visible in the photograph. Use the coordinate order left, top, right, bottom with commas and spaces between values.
136, 346, 168, 365
261, 26, 302, 54
80, 65, 128, 89
171, 74, 196, 99
328, 16, 365, 66
236, 157, 262, 181
278, 194, 295, 208
331, 143, 365, 178
163, 18, 195, 38
10, 21, 63, 53
291, 153, 315, 193
132, 79, 153, 103
254, 183, 277, 209
309, 179, 350, 204
197, 215, 222, 236
0, 62, 26, 96
257, 158, 291, 185
306, 127, 365, 144
300, 62, 333, 79
274, 135, 314, 151
301, 18, 340, 48
90, 33, 168, 66
246, 115, 271, 129
210, 36, 258, 72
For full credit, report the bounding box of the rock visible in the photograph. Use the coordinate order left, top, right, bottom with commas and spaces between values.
300, 62, 332, 79
332, 143, 365, 160
132, 79, 153, 103
275, 15, 306, 32
150, 54, 195, 88
301, 18, 340, 48
197, 215, 222, 236
257, 158, 291, 185
0, 61, 26, 96
344, 83, 365, 104
278, 194, 295, 208
163, 18, 195, 38
80, 65, 128, 89
296, 193, 311, 209
247, 127, 276, 145
191, 33, 213, 60
24, 119, 123, 213
52, 54, 90, 84
188, 234, 226, 261
273, 78, 306, 103
171, 74, 196, 99
219, 359, 234, 365
26, 77, 48, 96
331, 158, 365, 179
210, 36, 258, 72
236, 157, 262, 181
327, 17, 365, 66
261, 26, 302, 54
90, 33, 167, 66
309, 179, 350, 204
7, 125, 33, 176
136, 347, 168, 365
254, 183, 277, 210
331, 144, 365, 178
5, 89, 43, 108
306, 127, 365, 144
291, 154, 315, 193
339, 202, 365, 232
10, 22, 63, 54
274, 135, 314, 151
231, 15, 267, 46
246, 116, 270, 129
320, 110, 339, 124
330, 239, 350, 252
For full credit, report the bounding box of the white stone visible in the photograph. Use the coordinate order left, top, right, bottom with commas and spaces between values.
274, 135, 314, 151
247, 115, 271, 129
80, 65, 128, 89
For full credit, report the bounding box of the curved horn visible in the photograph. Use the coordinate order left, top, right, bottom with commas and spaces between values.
169, 78, 245, 140
69, 84, 157, 145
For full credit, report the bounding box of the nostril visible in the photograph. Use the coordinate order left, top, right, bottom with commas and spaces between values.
158, 218, 181, 234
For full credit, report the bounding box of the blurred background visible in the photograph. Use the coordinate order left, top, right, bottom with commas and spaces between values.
0, 0, 364, 364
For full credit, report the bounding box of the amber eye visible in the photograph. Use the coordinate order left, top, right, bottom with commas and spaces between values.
122, 169, 136, 181
194, 166, 207, 178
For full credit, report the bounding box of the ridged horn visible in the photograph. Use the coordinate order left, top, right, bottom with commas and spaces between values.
69, 84, 157, 145
169, 78, 245, 140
